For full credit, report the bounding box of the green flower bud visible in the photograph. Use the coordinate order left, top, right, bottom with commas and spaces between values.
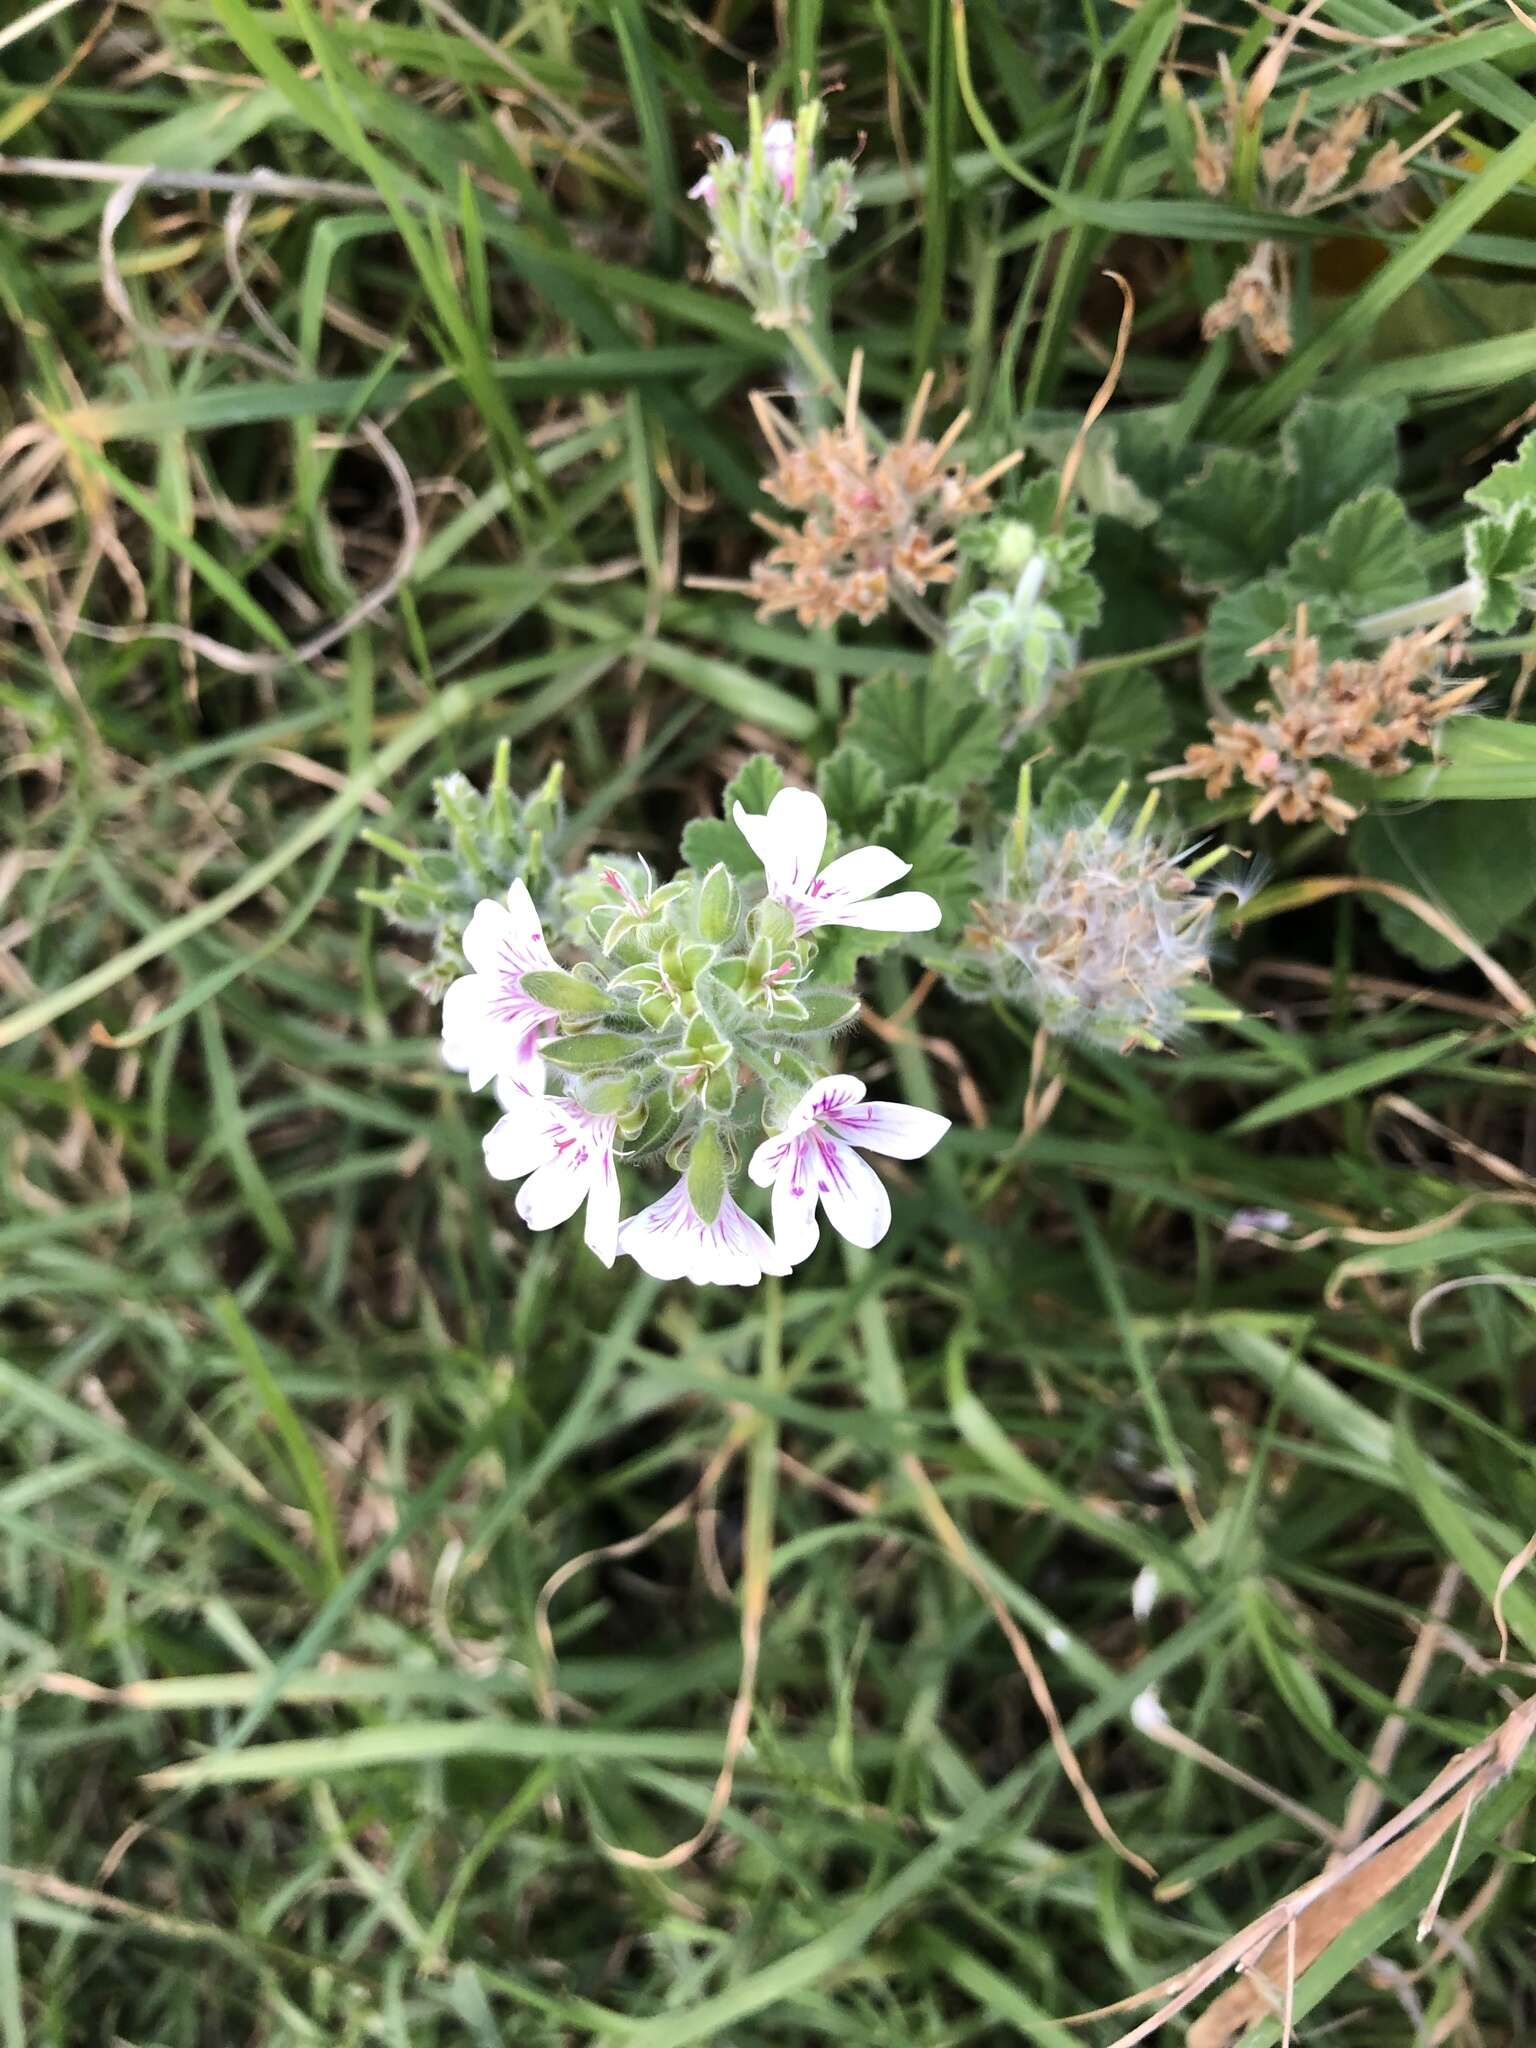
520, 968, 612, 1019
697, 862, 741, 944
753, 900, 797, 950
685, 1121, 727, 1225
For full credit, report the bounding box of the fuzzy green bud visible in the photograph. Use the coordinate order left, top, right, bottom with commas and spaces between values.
520, 968, 611, 1020
697, 863, 741, 945
685, 1121, 728, 1224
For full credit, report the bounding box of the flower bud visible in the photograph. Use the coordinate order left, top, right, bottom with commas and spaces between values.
697, 862, 741, 944
685, 1121, 728, 1225
519, 967, 612, 1020
753, 900, 798, 950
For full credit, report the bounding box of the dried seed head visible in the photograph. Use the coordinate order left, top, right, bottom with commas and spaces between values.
1202, 239, 1292, 357
724, 360, 1019, 628
1155, 615, 1482, 831
970, 795, 1246, 1053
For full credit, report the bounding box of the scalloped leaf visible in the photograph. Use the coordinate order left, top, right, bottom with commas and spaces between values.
817, 743, 888, 840
1283, 488, 1426, 618
844, 672, 1006, 795
1280, 395, 1402, 538
1465, 429, 1536, 516
1467, 507, 1536, 632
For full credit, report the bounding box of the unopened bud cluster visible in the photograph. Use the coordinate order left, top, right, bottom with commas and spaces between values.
690, 99, 856, 329
967, 775, 1244, 1053
947, 513, 1089, 722
361, 743, 563, 998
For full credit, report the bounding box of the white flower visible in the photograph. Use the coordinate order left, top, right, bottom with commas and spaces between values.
762, 117, 799, 196
441, 880, 559, 1092
748, 1075, 950, 1264
482, 1080, 619, 1267
732, 788, 941, 936
616, 1176, 790, 1288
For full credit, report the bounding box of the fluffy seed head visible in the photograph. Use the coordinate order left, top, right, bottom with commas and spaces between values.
969, 788, 1247, 1052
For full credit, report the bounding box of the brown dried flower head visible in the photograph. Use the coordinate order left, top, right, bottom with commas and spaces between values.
697, 353, 1020, 628
1153, 611, 1482, 832
1201, 238, 1292, 358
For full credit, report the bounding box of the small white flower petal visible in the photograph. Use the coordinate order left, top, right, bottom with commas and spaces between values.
482, 1094, 561, 1182
747, 1130, 797, 1190
794, 1075, 866, 1127
516, 1154, 591, 1233
821, 1098, 951, 1160
617, 1178, 786, 1288
810, 1134, 891, 1250
821, 889, 942, 933
459, 897, 514, 978
583, 1146, 620, 1269
769, 1141, 821, 1266
814, 845, 912, 904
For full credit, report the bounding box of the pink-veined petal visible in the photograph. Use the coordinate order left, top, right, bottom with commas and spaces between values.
704, 1193, 792, 1285
515, 1155, 590, 1233
814, 845, 911, 905
820, 888, 942, 933
792, 1075, 866, 1128
821, 1098, 951, 1160
811, 1134, 892, 1250
616, 1180, 695, 1282
747, 1130, 797, 1189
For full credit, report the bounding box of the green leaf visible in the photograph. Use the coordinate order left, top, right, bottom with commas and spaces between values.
1283, 488, 1426, 618
1113, 404, 1201, 505
1280, 395, 1402, 538
1022, 421, 1158, 528
1162, 450, 1289, 590
1047, 668, 1172, 771
681, 754, 786, 879
1202, 581, 1298, 690
1467, 506, 1536, 631
1228, 1029, 1468, 1135
876, 787, 978, 935
844, 673, 1006, 795
1465, 429, 1536, 516
679, 818, 755, 879
723, 753, 786, 817
1353, 802, 1536, 971
817, 744, 889, 841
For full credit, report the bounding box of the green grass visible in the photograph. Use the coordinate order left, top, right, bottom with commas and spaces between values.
5, 3, 1536, 2043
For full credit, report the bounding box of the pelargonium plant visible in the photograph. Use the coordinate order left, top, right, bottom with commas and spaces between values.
406, 776, 949, 1287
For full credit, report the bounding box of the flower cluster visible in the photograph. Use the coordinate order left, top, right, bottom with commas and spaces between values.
1155, 613, 1481, 832
689, 99, 857, 329
441, 785, 948, 1287
710, 357, 1020, 628
966, 774, 1244, 1053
